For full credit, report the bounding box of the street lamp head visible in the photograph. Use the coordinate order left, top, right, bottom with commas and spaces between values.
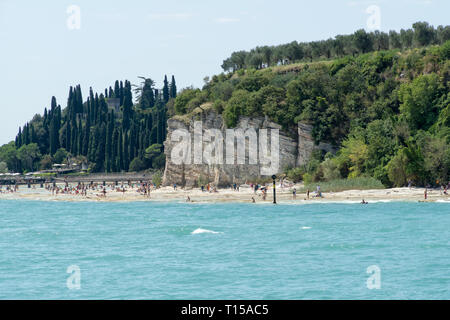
271, 175, 277, 180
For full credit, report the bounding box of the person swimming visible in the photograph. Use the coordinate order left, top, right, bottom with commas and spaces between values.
361, 199, 368, 204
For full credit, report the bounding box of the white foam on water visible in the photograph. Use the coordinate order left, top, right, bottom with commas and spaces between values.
301, 226, 311, 230
191, 228, 222, 235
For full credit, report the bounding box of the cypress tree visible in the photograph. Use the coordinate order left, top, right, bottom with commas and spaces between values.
140, 79, 155, 110
170, 75, 177, 98
114, 80, 120, 99
56, 105, 62, 150
93, 93, 99, 124
75, 85, 83, 114
119, 81, 124, 106
118, 130, 123, 171
83, 110, 90, 156
51, 96, 57, 110
71, 119, 78, 155
105, 111, 114, 172
163, 75, 170, 103
95, 124, 106, 171
16, 127, 22, 148
112, 128, 119, 172
129, 124, 136, 161
31, 124, 36, 144
78, 119, 83, 157
42, 108, 49, 154
49, 100, 60, 155
23, 123, 29, 145
123, 131, 129, 171
66, 121, 71, 151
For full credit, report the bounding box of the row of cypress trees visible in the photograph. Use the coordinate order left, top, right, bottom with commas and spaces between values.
15, 75, 177, 173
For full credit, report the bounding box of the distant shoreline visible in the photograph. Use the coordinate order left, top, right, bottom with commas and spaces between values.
1, 185, 449, 204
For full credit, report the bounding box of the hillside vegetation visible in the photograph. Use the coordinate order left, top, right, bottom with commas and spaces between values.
1, 22, 449, 188
169, 24, 449, 187
0, 76, 177, 174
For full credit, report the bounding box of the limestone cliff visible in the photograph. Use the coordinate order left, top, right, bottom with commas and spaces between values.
162, 108, 333, 187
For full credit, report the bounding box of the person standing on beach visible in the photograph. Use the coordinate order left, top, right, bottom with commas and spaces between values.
293, 188, 297, 199
424, 188, 428, 200
307, 189, 310, 199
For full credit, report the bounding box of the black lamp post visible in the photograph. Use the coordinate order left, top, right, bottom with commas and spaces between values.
272, 174, 277, 204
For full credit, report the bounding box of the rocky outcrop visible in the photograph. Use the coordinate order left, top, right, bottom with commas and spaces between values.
162, 108, 334, 188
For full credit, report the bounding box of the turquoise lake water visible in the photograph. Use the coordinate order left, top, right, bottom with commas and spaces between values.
0, 200, 449, 299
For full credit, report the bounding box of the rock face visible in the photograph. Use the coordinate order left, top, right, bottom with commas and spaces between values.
162, 109, 334, 187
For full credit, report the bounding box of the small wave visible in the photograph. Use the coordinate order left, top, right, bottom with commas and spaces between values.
191, 228, 221, 235
301, 226, 311, 230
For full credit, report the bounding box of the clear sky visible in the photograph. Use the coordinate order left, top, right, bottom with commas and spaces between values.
1, 0, 448, 145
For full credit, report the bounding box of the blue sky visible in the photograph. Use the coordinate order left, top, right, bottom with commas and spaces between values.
1, 0, 448, 145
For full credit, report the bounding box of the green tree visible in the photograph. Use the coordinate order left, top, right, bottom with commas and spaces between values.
413, 21, 435, 47
163, 75, 170, 103
129, 157, 147, 172
145, 144, 163, 167
53, 148, 68, 164
174, 89, 200, 114
152, 171, 162, 188
0, 142, 20, 172
353, 29, 373, 54
40, 155, 53, 170
152, 153, 166, 169
17, 143, 41, 172
0, 161, 8, 173
139, 78, 155, 110
399, 73, 441, 131
337, 135, 369, 178
170, 75, 177, 98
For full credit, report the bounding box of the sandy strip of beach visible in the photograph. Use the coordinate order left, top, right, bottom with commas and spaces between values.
1, 184, 449, 203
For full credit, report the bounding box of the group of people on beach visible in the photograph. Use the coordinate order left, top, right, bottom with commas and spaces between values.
200, 183, 218, 193
0, 185, 19, 193
21, 180, 156, 198
296, 186, 322, 200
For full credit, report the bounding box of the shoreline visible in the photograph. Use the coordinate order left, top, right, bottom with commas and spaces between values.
1, 185, 449, 204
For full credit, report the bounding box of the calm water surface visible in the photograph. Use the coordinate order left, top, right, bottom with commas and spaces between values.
0, 200, 449, 299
